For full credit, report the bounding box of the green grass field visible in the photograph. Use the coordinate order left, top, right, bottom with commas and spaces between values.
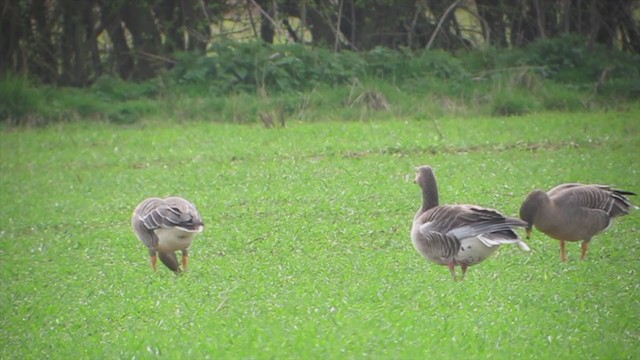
1, 110, 639, 359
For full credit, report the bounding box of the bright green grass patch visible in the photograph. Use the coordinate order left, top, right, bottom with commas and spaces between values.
1, 110, 639, 358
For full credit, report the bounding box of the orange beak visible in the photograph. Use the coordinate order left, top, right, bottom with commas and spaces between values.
525, 228, 532, 240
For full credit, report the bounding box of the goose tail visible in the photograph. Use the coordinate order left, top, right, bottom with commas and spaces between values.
516, 240, 531, 251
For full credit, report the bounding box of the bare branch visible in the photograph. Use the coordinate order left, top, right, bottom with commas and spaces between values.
248, 0, 287, 40
138, 50, 177, 65
426, 0, 462, 50
334, 0, 343, 51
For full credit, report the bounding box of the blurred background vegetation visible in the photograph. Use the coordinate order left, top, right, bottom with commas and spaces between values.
1, 0, 639, 125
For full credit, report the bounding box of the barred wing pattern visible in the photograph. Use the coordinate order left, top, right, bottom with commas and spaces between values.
132, 197, 204, 253
547, 184, 636, 236
416, 205, 528, 261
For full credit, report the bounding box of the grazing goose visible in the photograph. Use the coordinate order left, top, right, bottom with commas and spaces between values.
132, 197, 204, 273
519, 184, 636, 262
411, 166, 530, 280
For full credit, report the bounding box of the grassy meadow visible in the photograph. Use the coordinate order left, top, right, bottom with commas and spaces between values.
1, 109, 639, 358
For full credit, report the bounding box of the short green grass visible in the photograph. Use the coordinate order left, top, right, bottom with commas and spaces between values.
1, 110, 639, 358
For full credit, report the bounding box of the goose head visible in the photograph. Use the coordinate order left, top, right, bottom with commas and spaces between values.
519, 190, 549, 239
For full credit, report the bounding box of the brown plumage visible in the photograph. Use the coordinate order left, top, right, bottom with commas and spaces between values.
519, 183, 636, 262
411, 166, 530, 280
132, 197, 204, 273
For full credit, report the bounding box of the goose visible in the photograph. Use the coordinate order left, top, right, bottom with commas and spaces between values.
132, 196, 204, 273
519, 183, 636, 262
411, 166, 530, 280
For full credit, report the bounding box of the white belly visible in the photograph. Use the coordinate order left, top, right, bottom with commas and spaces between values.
453, 236, 499, 265
154, 227, 197, 252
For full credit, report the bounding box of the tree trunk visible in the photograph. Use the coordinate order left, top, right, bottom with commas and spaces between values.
156, 0, 185, 53
618, 1, 640, 52
0, 2, 15, 75
85, 2, 103, 79
0, 1, 29, 76
59, 0, 96, 86
30, 0, 57, 83
593, 0, 633, 48
257, 0, 275, 44
308, 0, 441, 50
508, 0, 538, 47
183, 0, 210, 52
306, 1, 336, 47
99, 0, 134, 80
476, 0, 508, 47
120, 1, 164, 80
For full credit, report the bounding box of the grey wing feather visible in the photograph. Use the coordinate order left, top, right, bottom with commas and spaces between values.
161, 197, 204, 231
132, 196, 204, 252
135, 197, 204, 232
132, 211, 159, 252
608, 189, 637, 217
558, 185, 636, 218
448, 217, 527, 240
547, 183, 584, 197
417, 205, 526, 257
143, 207, 188, 229
422, 231, 461, 259
419, 205, 528, 250
588, 185, 636, 217
417, 206, 480, 233
417, 220, 460, 259
421, 205, 524, 234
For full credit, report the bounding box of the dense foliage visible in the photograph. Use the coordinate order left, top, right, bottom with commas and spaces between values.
2, 35, 639, 126
2, 0, 638, 86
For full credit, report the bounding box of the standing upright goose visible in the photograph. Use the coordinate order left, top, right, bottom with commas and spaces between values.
519, 183, 636, 262
411, 166, 530, 280
132, 196, 204, 273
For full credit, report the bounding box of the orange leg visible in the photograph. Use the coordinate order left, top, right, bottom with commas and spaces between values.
580, 241, 589, 260
182, 254, 189, 271
460, 263, 469, 280
560, 240, 567, 262
151, 255, 158, 271
447, 262, 457, 281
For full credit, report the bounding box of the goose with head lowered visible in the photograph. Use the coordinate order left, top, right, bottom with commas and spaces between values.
519, 183, 636, 262
411, 165, 530, 281
132, 196, 204, 273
